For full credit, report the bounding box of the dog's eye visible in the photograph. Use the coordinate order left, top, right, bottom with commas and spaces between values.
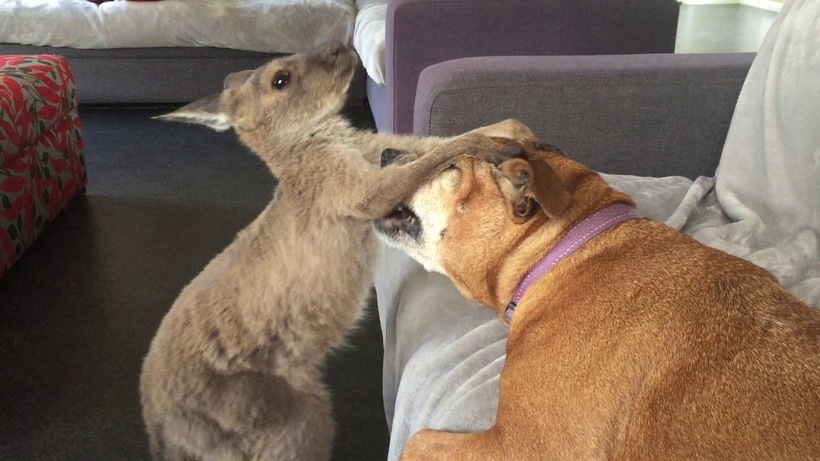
272, 71, 290, 90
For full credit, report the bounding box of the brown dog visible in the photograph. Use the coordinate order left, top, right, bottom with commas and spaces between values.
375, 143, 820, 460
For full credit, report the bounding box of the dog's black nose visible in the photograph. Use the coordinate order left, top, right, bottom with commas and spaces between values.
380, 148, 406, 168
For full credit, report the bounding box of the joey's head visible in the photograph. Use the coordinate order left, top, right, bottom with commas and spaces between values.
155, 43, 358, 134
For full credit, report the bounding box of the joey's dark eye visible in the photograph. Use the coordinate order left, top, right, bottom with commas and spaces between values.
272, 71, 290, 90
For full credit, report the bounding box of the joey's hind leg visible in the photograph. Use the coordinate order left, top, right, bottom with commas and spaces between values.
159, 373, 312, 461
252, 391, 335, 461
203, 372, 298, 431
159, 410, 248, 461
400, 428, 504, 461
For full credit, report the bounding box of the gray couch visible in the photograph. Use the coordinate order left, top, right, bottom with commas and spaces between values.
412, 52, 755, 178
0, 44, 369, 105
367, 0, 682, 134
0, 45, 278, 104
1, 0, 680, 109
0, 0, 365, 104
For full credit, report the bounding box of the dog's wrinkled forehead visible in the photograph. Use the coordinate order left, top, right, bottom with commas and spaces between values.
400, 157, 513, 275
412, 160, 478, 226
438, 166, 466, 192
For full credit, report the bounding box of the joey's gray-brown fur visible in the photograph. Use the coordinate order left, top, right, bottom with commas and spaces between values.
139, 44, 535, 461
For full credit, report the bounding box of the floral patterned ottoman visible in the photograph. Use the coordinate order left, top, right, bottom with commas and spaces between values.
0, 55, 87, 277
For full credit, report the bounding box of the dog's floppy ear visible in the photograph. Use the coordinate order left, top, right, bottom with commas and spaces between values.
494, 157, 574, 224
153, 88, 249, 132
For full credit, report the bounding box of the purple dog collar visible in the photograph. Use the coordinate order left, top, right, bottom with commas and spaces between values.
504, 203, 638, 323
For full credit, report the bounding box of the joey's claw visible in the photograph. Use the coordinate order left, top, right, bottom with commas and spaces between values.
475, 138, 528, 165
469, 119, 540, 146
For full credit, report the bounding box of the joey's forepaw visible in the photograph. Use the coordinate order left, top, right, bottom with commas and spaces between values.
469, 119, 540, 146
475, 137, 528, 165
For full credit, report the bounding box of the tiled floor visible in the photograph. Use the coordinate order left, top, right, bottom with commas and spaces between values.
676, 4, 779, 53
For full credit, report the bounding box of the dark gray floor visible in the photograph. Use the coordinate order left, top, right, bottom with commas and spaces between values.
0, 104, 388, 461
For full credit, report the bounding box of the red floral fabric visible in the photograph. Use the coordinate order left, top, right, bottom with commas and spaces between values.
0, 55, 87, 277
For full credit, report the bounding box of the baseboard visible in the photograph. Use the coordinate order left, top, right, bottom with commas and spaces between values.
679, 0, 783, 10
679, 0, 739, 5
740, 0, 783, 11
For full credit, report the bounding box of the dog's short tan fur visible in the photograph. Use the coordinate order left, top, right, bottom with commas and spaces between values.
139, 44, 533, 461
376, 144, 820, 460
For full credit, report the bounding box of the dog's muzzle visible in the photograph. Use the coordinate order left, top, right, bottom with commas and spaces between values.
374, 205, 421, 241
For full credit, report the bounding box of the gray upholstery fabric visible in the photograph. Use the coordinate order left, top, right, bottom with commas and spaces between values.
414, 53, 755, 179
0, 44, 368, 104
0, 45, 281, 104
366, 76, 389, 128
370, 0, 681, 133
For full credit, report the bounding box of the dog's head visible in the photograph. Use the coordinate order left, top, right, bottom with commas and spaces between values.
375, 143, 630, 311
155, 43, 358, 133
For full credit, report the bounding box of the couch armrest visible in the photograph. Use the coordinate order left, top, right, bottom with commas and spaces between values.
414, 53, 755, 179
383, 0, 680, 133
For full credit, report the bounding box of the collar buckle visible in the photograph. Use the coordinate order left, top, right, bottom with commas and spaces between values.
504, 302, 517, 323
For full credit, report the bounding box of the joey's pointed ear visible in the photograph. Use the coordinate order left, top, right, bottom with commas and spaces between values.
494, 157, 574, 224
153, 93, 235, 132
223, 69, 254, 90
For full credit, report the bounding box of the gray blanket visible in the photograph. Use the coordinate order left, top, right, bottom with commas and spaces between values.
374, 0, 820, 459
